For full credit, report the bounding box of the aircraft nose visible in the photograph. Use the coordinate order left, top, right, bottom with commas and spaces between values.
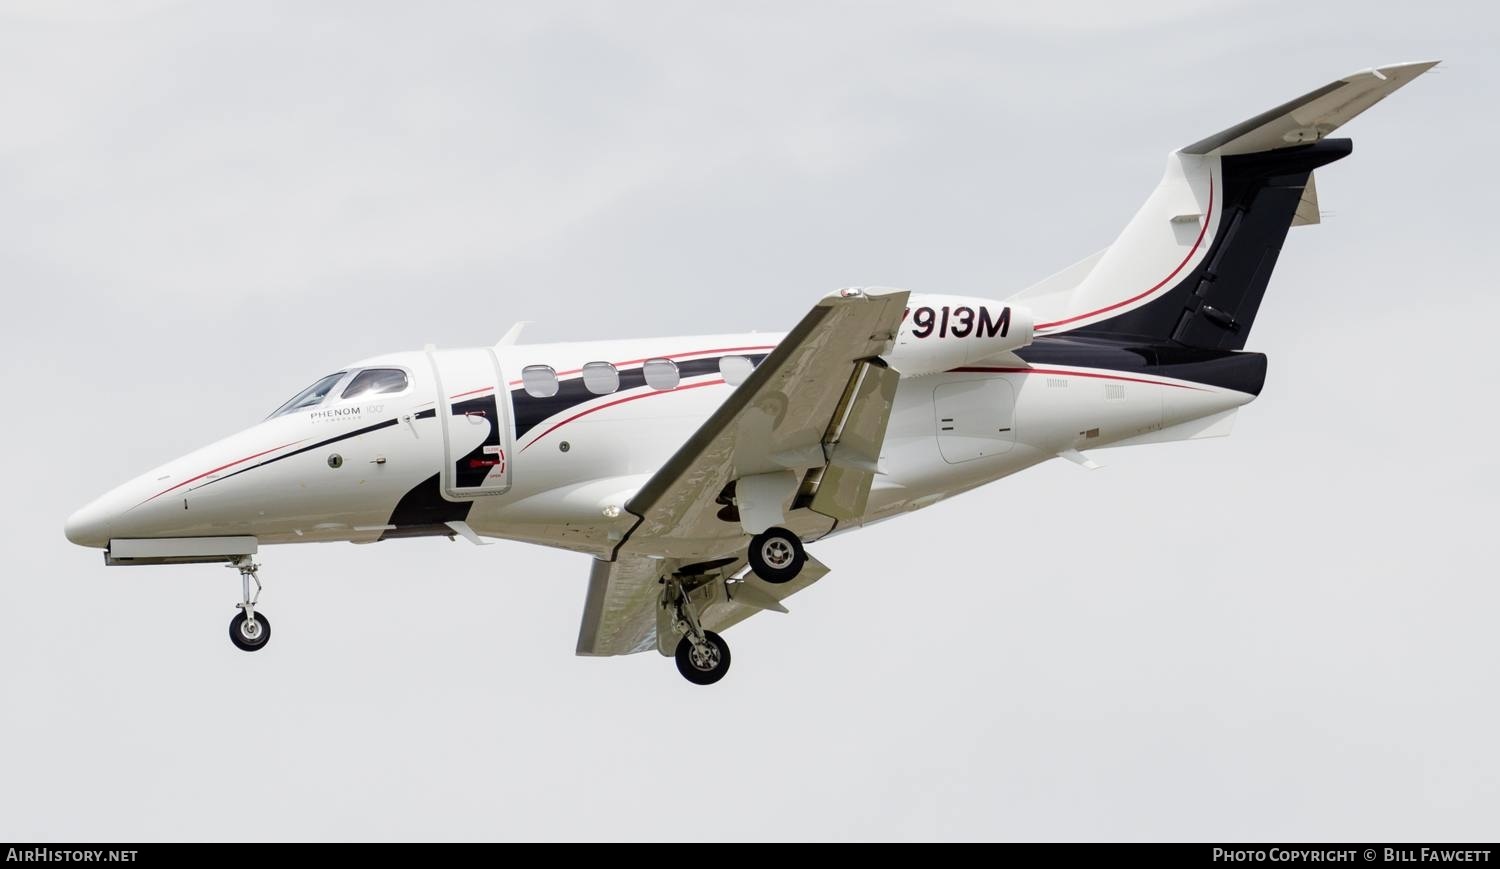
64, 499, 113, 549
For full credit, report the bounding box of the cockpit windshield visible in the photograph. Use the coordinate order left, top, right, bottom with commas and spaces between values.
269, 372, 346, 418
341, 368, 408, 400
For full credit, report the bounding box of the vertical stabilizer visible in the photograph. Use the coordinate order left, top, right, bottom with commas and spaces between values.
1020, 61, 1437, 350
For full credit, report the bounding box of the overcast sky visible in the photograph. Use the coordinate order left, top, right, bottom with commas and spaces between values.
2, 0, 1495, 842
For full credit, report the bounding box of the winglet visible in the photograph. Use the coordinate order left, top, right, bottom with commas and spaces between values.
496, 321, 530, 347
1182, 60, 1438, 156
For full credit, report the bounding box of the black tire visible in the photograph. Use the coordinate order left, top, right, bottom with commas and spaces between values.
674, 630, 730, 685
229, 611, 272, 652
747, 527, 805, 584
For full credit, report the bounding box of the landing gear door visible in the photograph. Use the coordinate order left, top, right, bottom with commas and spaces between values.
427, 348, 512, 498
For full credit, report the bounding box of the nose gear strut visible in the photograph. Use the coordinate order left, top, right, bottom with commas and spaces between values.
227, 557, 272, 652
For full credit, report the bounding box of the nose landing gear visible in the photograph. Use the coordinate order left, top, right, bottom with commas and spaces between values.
227, 557, 271, 652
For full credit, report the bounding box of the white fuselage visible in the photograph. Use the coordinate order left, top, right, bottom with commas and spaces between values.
63, 330, 1255, 560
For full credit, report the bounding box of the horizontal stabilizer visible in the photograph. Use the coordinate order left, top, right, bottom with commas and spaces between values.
1182, 61, 1437, 157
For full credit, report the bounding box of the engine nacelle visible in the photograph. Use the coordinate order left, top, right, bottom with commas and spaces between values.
882, 294, 1034, 377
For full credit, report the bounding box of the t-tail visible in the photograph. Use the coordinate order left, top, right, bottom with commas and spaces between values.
1011, 61, 1437, 353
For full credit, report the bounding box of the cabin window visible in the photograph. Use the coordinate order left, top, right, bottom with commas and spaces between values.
582, 361, 620, 395
341, 368, 408, 400
642, 358, 680, 391
720, 355, 754, 387
270, 372, 347, 418
522, 365, 559, 398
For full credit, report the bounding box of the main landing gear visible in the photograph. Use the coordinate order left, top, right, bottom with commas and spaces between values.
660, 528, 814, 685
747, 526, 806, 584
227, 557, 271, 652
663, 576, 732, 685
676, 630, 731, 686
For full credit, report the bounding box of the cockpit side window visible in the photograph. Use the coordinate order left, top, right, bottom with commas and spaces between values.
341, 368, 409, 400
270, 372, 347, 418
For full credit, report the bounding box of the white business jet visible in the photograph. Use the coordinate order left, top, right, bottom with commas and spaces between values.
64, 63, 1434, 683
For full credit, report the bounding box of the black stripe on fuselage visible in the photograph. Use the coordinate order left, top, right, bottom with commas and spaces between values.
190, 417, 403, 493
377, 354, 768, 540
511, 354, 766, 440
379, 472, 471, 540
1016, 336, 1267, 395
1074, 139, 1351, 350
190, 354, 763, 515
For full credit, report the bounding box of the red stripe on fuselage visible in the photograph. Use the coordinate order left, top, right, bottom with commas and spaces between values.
519, 363, 1208, 453
950, 366, 1210, 391
519, 379, 728, 452
506, 345, 775, 386
1035, 176, 1215, 332
449, 386, 494, 400
137, 440, 306, 506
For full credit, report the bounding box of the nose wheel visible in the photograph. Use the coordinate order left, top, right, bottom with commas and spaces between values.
227, 557, 271, 652
230, 610, 272, 651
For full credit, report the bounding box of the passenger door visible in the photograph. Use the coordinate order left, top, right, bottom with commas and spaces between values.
427, 348, 512, 498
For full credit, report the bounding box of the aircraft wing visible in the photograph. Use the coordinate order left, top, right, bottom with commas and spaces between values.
574, 554, 673, 657
625, 286, 908, 549
575, 287, 908, 657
